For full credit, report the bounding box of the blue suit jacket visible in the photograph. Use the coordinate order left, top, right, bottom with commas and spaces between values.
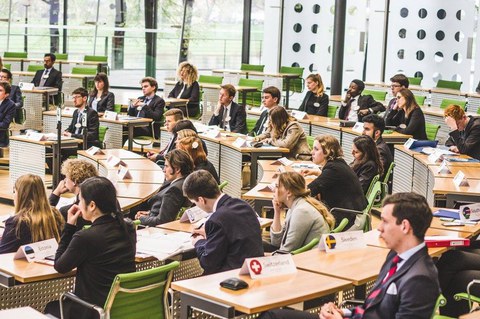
194, 194, 264, 275
0, 98, 16, 128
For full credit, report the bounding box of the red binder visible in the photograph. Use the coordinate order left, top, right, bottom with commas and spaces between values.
425, 236, 470, 248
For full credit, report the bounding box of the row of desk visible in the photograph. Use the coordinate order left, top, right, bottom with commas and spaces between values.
4, 57, 107, 74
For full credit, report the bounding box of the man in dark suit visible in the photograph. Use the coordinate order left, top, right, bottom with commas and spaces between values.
63, 87, 100, 148
0, 82, 16, 147
249, 86, 281, 136
209, 84, 247, 134
147, 108, 184, 163
384, 74, 409, 125
260, 192, 440, 319
444, 104, 480, 160
184, 170, 264, 275
362, 114, 393, 179
338, 79, 385, 122
135, 149, 193, 226
31, 53, 63, 105
0, 68, 22, 109
128, 76, 165, 138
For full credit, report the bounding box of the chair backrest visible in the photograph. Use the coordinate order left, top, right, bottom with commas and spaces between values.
361, 181, 382, 232
306, 135, 314, 149
327, 105, 338, 118
84, 55, 108, 62
362, 89, 387, 101
431, 294, 447, 319
439, 98, 467, 110
414, 95, 426, 106
291, 237, 320, 255
219, 181, 228, 191
55, 53, 69, 61
238, 78, 264, 107
27, 64, 44, 72
104, 261, 180, 319
365, 174, 380, 199
246, 118, 257, 133
98, 126, 108, 145
71, 67, 98, 75
331, 218, 349, 233
198, 74, 223, 85
408, 77, 423, 86
279, 66, 304, 94
383, 162, 395, 184
4, 52, 27, 58
425, 123, 441, 141
14, 107, 26, 125
436, 79, 462, 90
113, 104, 122, 113
241, 64, 265, 72
3, 64, 11, 70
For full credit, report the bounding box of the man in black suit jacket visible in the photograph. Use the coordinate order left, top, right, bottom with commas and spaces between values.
147, 108, 184, 163
209, 84, 247, 134
185, 170, 264, 275
135, 149, 193, 226
1, 68, 22, 109
260, 193, 440, 319
31, 53, 62, 105
0, 82, 16, 146
444, 104, 480, 160
250, 86, 281, 136
63, 87, 100, 148
128, 76, 165, 138
339, 79, 385, 122
383, 74, 409, 123
362, 114, 393, 179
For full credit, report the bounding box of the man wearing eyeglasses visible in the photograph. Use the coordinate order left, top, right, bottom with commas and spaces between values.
384, 74, 409, 124
0, 68, 22, 109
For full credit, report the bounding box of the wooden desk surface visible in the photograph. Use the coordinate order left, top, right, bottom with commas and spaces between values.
292, 246, 389, 285
258, 159, 318, 172
0, 306, 51, 318
78, 149, 144, 161
429, 165, 480, 180
158, 217, 273, 233
172, 268, 352, 314
9, 135, 81, 147
220, 139, 290, 154
433, 178, 480, 196
0, 253, 75, 283
118, 197, 142, 211
459, 311, 480, 319
414, 153, 480, 168
241, 183, 274, 201
106, 169, 165, 185
99, 158, 162, 171
114, 182, 161, 199
430, 216, 480, 236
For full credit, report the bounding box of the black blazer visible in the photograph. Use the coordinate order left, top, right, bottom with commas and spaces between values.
87, 92, 115, 113
195, 160, 220, 184
32, 68, 63, 90
445, 116, 480, 160
10, 85, 23, 109
0, 216, 32, 253
208, 101, 247, 134
339, 94, 385, 121
128, 94, 165, 138
194, 194, 264, 275
250, 109, 269, 136
383, 98, 396, 123
363, 247, 440, 319
392, 107, 427, 140
376, 137, 393, 180
139, 177, 191, 226
54, 215, 136, 314
298, 91, 329, 116
0, 98, 16, 128
65, 108, 100, 147
352, 160, 379, 194
168, 81, 200, 116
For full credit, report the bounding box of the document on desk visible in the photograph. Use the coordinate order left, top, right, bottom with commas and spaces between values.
136, 231, 194, 261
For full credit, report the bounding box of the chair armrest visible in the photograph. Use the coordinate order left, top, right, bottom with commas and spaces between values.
60, 292, 104, 319
340, 299, 364, 307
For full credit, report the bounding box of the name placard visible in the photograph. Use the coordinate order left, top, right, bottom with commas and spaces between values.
319, 231, 366, 252
25, 132, 46, 141
19, 82, 34, 90
232, 137, 247, 148
117, 164, 132, 180
179, 206, 209, 223
106, 155, 125, 167
271, 157, 294, 166
453, 170, 469, 187
86, 146, 104, 156
352, 122, 364, 133
239, 255, 297, 279
291, 110, 308, 120
204, 129, 221, 139
459, 203, 480, 222
103, 110, 118, 120
428, 150, 442, 163
257, 183, 275, 192
14, 238, 58, 263
437, 160, 452, 174
403, 138, 416, 149
63, 107, 75, 116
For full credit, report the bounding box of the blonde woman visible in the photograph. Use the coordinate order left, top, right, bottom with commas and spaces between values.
255, 106, 311, 160
298, 74, 329, 116
268, 172, 334, 253
168, 61, 200, 117
177, 136, 219, 183
0, 174, 64, 253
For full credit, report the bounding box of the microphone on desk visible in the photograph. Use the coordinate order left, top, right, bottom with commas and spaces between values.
82, 109, 88, 150
54, 92, 65, 189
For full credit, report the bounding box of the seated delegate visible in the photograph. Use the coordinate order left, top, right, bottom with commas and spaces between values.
338, 79, 385, 122
350, 135, 383, 194
177, 136, 220, 183
267, 172, 334, 253
444, 104, 480, 160
168, 61, 200, 117
87, 72, 115, 113
254, 106, 311, 160
0, 174, 64, 254
298, 73, 329, 116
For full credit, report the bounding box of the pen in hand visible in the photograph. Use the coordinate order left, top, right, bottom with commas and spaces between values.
191, 223, 205, 237
195, 223, 204, 230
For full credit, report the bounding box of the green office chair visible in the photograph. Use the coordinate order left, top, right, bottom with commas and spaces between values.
376, 162, 395, 207
198, 75, 223, 85
71, 67, 98, 75
408, 77, 423, 86
27, 64, 44, 72
219, 181, 228, 191
431, 294, 451, 319
3, 64, 11, 70
414, 95, 427, 106
425, 123, 441, 141
241, 64, 265, 72
246, 118, 257, 133
3, 52, 27, 58
60, 261, 180, 319
84, 55, 108, 63
436, 79, 462, 90
291, 237, 320, 255
365, 175, 380, 198
113, 104, 123, 114
98, 126, 108, 149
362, 90, 387, 101
238, 78, 264, 108
306, 135, 314, 149
439, 98, 467, 110
279, 66, 304, 94
327, 105, 339, 118
55, 53, 68, 61
331, 218, 350, 233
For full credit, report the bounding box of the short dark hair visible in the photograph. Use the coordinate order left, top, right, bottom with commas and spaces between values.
183, 170, 221, 200
221, 84, 236, 98
44, 53, 56, 62
390, 74, 409, 88
0, 81, 12, 94
164, 108, 184, 121
362, 114, 385, 134
351, 79, 365, 92
164, 149, 194, 176
172, 120, 197, 136
72, 87, 88, 97
141, 77, 158, 92
1, 68, 12, 80
263, 86, 281, 102
382, 192, 432, 241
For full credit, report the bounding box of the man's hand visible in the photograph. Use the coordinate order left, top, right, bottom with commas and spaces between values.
67, 204, 82, 225
319, 302, 343, 319
53, 179, 69, 196
135, 211, 149, 220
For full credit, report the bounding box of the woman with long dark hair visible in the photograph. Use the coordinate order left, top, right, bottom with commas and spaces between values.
87, 72, 115, 113
350, 135, 383, 194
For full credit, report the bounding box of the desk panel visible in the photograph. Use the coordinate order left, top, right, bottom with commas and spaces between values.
392, 148, 414, 193
219, 145, 244, 198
